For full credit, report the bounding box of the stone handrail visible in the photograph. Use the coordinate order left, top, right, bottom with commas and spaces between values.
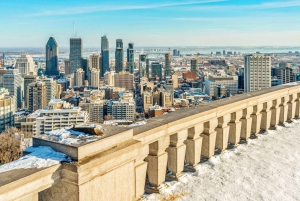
1, 84, 300, 201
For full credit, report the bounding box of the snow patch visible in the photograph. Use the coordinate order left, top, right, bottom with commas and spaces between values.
38, 127, 99, 145
0, 146, 71, 173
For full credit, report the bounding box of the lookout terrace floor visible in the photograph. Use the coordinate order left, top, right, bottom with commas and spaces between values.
146, 120, 300, 201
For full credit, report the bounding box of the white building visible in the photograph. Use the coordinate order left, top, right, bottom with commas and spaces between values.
15, 55, 35, 76
3, 69, 24, 109
74, 68, 84, 86
31, 99, 88, 135
205, 75, 238, 97
104, 71, 115, 86
244, 54, 271, 92
90, 68, 100, 88
107, 99, 135, 121
39, 77, 58, 104
0, 88, 15, 132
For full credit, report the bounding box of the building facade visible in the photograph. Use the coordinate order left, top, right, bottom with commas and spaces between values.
16, 55, 35, 76
151, 62, 163, 80
244, 54, 271, 92
3, 69, 24, 109
114, 72, 134, 91
115, 39, 124, 73
101, 35, 110, 77
0, 89, 14, 132
74, 68, 84, 86
45, 37, 59, 76
127, 43, 134, 73
28, 81, 47, 112
70, 38, 83, 73
191, 58, 198, 72
205, 75, 238, 97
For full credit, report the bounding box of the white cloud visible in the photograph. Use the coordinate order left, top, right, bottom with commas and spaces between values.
29, 0, 227, 16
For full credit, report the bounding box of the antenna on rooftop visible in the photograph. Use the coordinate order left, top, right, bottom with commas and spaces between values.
73, 22, 75, 38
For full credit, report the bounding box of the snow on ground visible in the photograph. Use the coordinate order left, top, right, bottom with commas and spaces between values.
146, 120, 300, 201
0, 146, 71, 173
39, 127, 99, 145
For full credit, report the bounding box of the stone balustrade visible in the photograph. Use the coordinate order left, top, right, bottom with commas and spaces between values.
1, 84, 300, 201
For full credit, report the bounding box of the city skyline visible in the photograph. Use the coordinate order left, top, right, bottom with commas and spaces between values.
1, 0, 300, 47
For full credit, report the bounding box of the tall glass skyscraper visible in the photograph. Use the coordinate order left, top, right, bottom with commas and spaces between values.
45, 37, 59, 76
101, 35, 109, 77
139, 54, 147, 78
165, 53, 172, 79
70, 38, 82, 73
127, 43, 134, 74
115, 39, 124, 73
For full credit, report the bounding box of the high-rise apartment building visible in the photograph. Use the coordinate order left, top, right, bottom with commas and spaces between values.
127, 43, 134, 73
45, 37, 59, 76
0, 88, 14, 132
104, 71, 115, 86
90, 68, 100, 88
64, 59, 70, 75
101, 35, 110, 77
79, 98, 107, 123
115, 39, 124, 73
3, 69, 24, 109
152, 62, 163, 80
114, 72, 134, 91
24, 72, 38, 108
39, 77, 58, 104
273, 62, 294, 84
74, 68, 84, 86
16, 55, 35, 76
70, 38, 83, 73
191, 59, 198, 72
165, 53, 172, 78
28, 81, 47, 112
81, 57, 89, 81
244, 54, 271, 92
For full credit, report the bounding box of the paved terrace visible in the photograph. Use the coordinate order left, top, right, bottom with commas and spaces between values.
1, 84, 300, 201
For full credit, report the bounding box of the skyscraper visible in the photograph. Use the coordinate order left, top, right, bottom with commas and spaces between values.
90, 68, 100, 88
101, 35, 110, 77
16, 55, 35, 76
139, 54, 147, 78
191, 59, 198, 72
244, 54, 271, 92
165, 53, 172, 78
89, 54, 101, 72
0, 89, 14, 132
64, 59, 70, 75
115, 39, 124, 73
152, 62, 163, 80
24, 72, 38, 108
45, 37, 59, 76
127, 43, 134, 73
70, 38, 83, 73
28, 81, 47, 112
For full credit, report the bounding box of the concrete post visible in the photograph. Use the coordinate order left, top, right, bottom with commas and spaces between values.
201, 118, 218, 159
215, 114, 230, 152
251, 104, 263, 137
270, 98, 281, 129
261, 101, 272, 131
166, 130, 188, 181
184, 124, 203, 172
295, 93, 300, 119
134, 145, 149, 200
240, 107, 253, 141
145, 138, 169, 193
228, 111, 242, 146
279, 96, 289, 125
287, 94, 297, 122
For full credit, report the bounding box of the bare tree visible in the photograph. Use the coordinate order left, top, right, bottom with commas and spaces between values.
0, 127, 22, 165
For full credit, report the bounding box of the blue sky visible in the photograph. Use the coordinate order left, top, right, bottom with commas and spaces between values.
0, 0, 300, 47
